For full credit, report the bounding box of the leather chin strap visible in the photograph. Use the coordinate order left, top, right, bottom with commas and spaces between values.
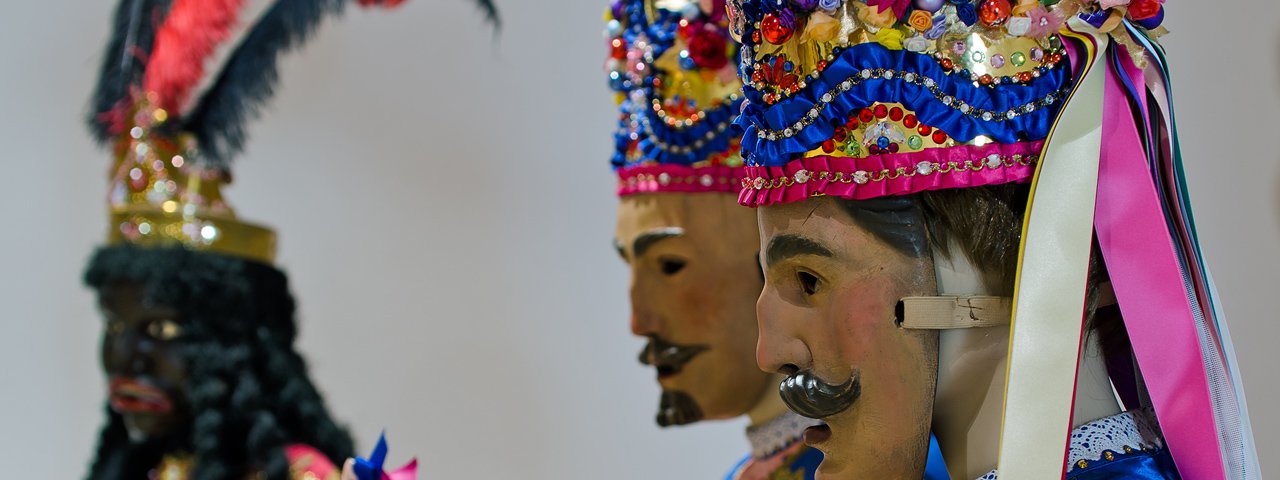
900, 284, 1116, 330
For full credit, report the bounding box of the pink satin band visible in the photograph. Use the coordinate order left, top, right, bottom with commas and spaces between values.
737, 141, 1042, 207
1096, 44, 1225, 480
616, 164, 746, 196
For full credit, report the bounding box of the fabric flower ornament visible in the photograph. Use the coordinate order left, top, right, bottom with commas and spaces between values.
924, 14, 948, 38
867, 0, 912, 18
1126, 0, 1162, 20
1011, 0, 1039, 16
688, 28, 730, 70
1005, 15, 1030, 35
875, 26, 906, 49
907, 10, 933, 31
1023, 6, 1062, 38
801, 11, 842, 43
856, 3, 900, 29
817, 0, 842, 12
904, 34, 932, 52
951, 1, 978, 26
791, 0, 820, 11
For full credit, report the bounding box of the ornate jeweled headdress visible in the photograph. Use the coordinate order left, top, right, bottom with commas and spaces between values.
726, 1, 1261, 479
88, 0, 480, 264
607, 0, 747, 196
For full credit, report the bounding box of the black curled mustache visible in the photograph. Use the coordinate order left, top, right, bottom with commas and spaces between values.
638, 335, 708, 373
778, 369, 861, 420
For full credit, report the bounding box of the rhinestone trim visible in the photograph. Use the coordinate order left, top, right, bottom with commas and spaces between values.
743, 153, 1037, 191
638, 112, 734, 155
754, 67, 1068, 142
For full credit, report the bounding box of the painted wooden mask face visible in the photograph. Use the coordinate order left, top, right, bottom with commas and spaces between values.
756, 196, 939, 478
615, 193, 773, 426
98, 282, 191, 443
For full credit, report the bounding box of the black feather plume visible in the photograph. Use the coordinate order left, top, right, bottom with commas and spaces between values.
468, 0, 501, 29
183, 0, 501, 166
87, 0, 174, 143
182, 0, 347, 167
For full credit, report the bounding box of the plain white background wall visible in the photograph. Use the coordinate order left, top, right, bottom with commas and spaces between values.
0, 1, 1274, 478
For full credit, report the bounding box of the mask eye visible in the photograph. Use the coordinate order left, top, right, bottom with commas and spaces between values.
659, 258, 687, 276
146, 319, 183, 341
105, 318, 125, 335
797, 271, 820, 295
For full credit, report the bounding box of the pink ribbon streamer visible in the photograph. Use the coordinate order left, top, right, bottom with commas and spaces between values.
1095, 45, 1225, 480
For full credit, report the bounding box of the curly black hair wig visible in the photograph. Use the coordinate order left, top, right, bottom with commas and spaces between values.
83, 245, 354, 480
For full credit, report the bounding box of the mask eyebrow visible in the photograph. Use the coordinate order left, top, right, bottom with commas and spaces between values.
765, 234, 835, 268
629, 227, 685, 259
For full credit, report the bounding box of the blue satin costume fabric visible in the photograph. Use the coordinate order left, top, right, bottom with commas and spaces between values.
724, 445, 822, 480
1066, 447, 1180, 480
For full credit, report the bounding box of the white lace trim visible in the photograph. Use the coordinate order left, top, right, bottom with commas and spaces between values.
975, 408, 1165, 479
745, 410, 824, 459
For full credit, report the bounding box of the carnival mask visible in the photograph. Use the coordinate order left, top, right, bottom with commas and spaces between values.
756, 196, 938, 478
616, 193, 774, 426
98, 283, 191, 443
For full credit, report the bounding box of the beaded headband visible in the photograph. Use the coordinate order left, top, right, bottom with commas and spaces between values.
607, 0, 748, 196
727, 0, 1165, 207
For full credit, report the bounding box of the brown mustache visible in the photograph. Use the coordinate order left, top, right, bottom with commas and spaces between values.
638, 335, 709, 375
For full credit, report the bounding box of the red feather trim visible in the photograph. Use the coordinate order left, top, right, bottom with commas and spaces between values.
358, 0, 408, 8
143, 0, 246, 115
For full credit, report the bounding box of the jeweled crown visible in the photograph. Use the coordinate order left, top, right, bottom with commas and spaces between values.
106, 95, 276, 264
606, 0, 749, 196
728, 0, 1166, 207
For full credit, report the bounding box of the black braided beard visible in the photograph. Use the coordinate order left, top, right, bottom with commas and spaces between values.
656, 390, 704, 427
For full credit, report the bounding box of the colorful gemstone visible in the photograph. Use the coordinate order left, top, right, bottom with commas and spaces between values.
990, 54, 1005, 68
932, 130, 948, 144
889, 107, 904, 121
1030, 47, 1044, 62
908, 135, 923, 149
978, 0, 1012, 27
859, 108, 875, 123
760, 13, 794, 44
952, 41, 967, 54
610, 38, 626, 59
873, 104, 888, 119
918, 124, 933, 136
939, 58, 955, 71
822, 139, 836, 153
877, 136, 891, 149
1011, 52, 1026, 67
844, 142, 861, 156
903, 114, 918, 128
833, 128, 848, 142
